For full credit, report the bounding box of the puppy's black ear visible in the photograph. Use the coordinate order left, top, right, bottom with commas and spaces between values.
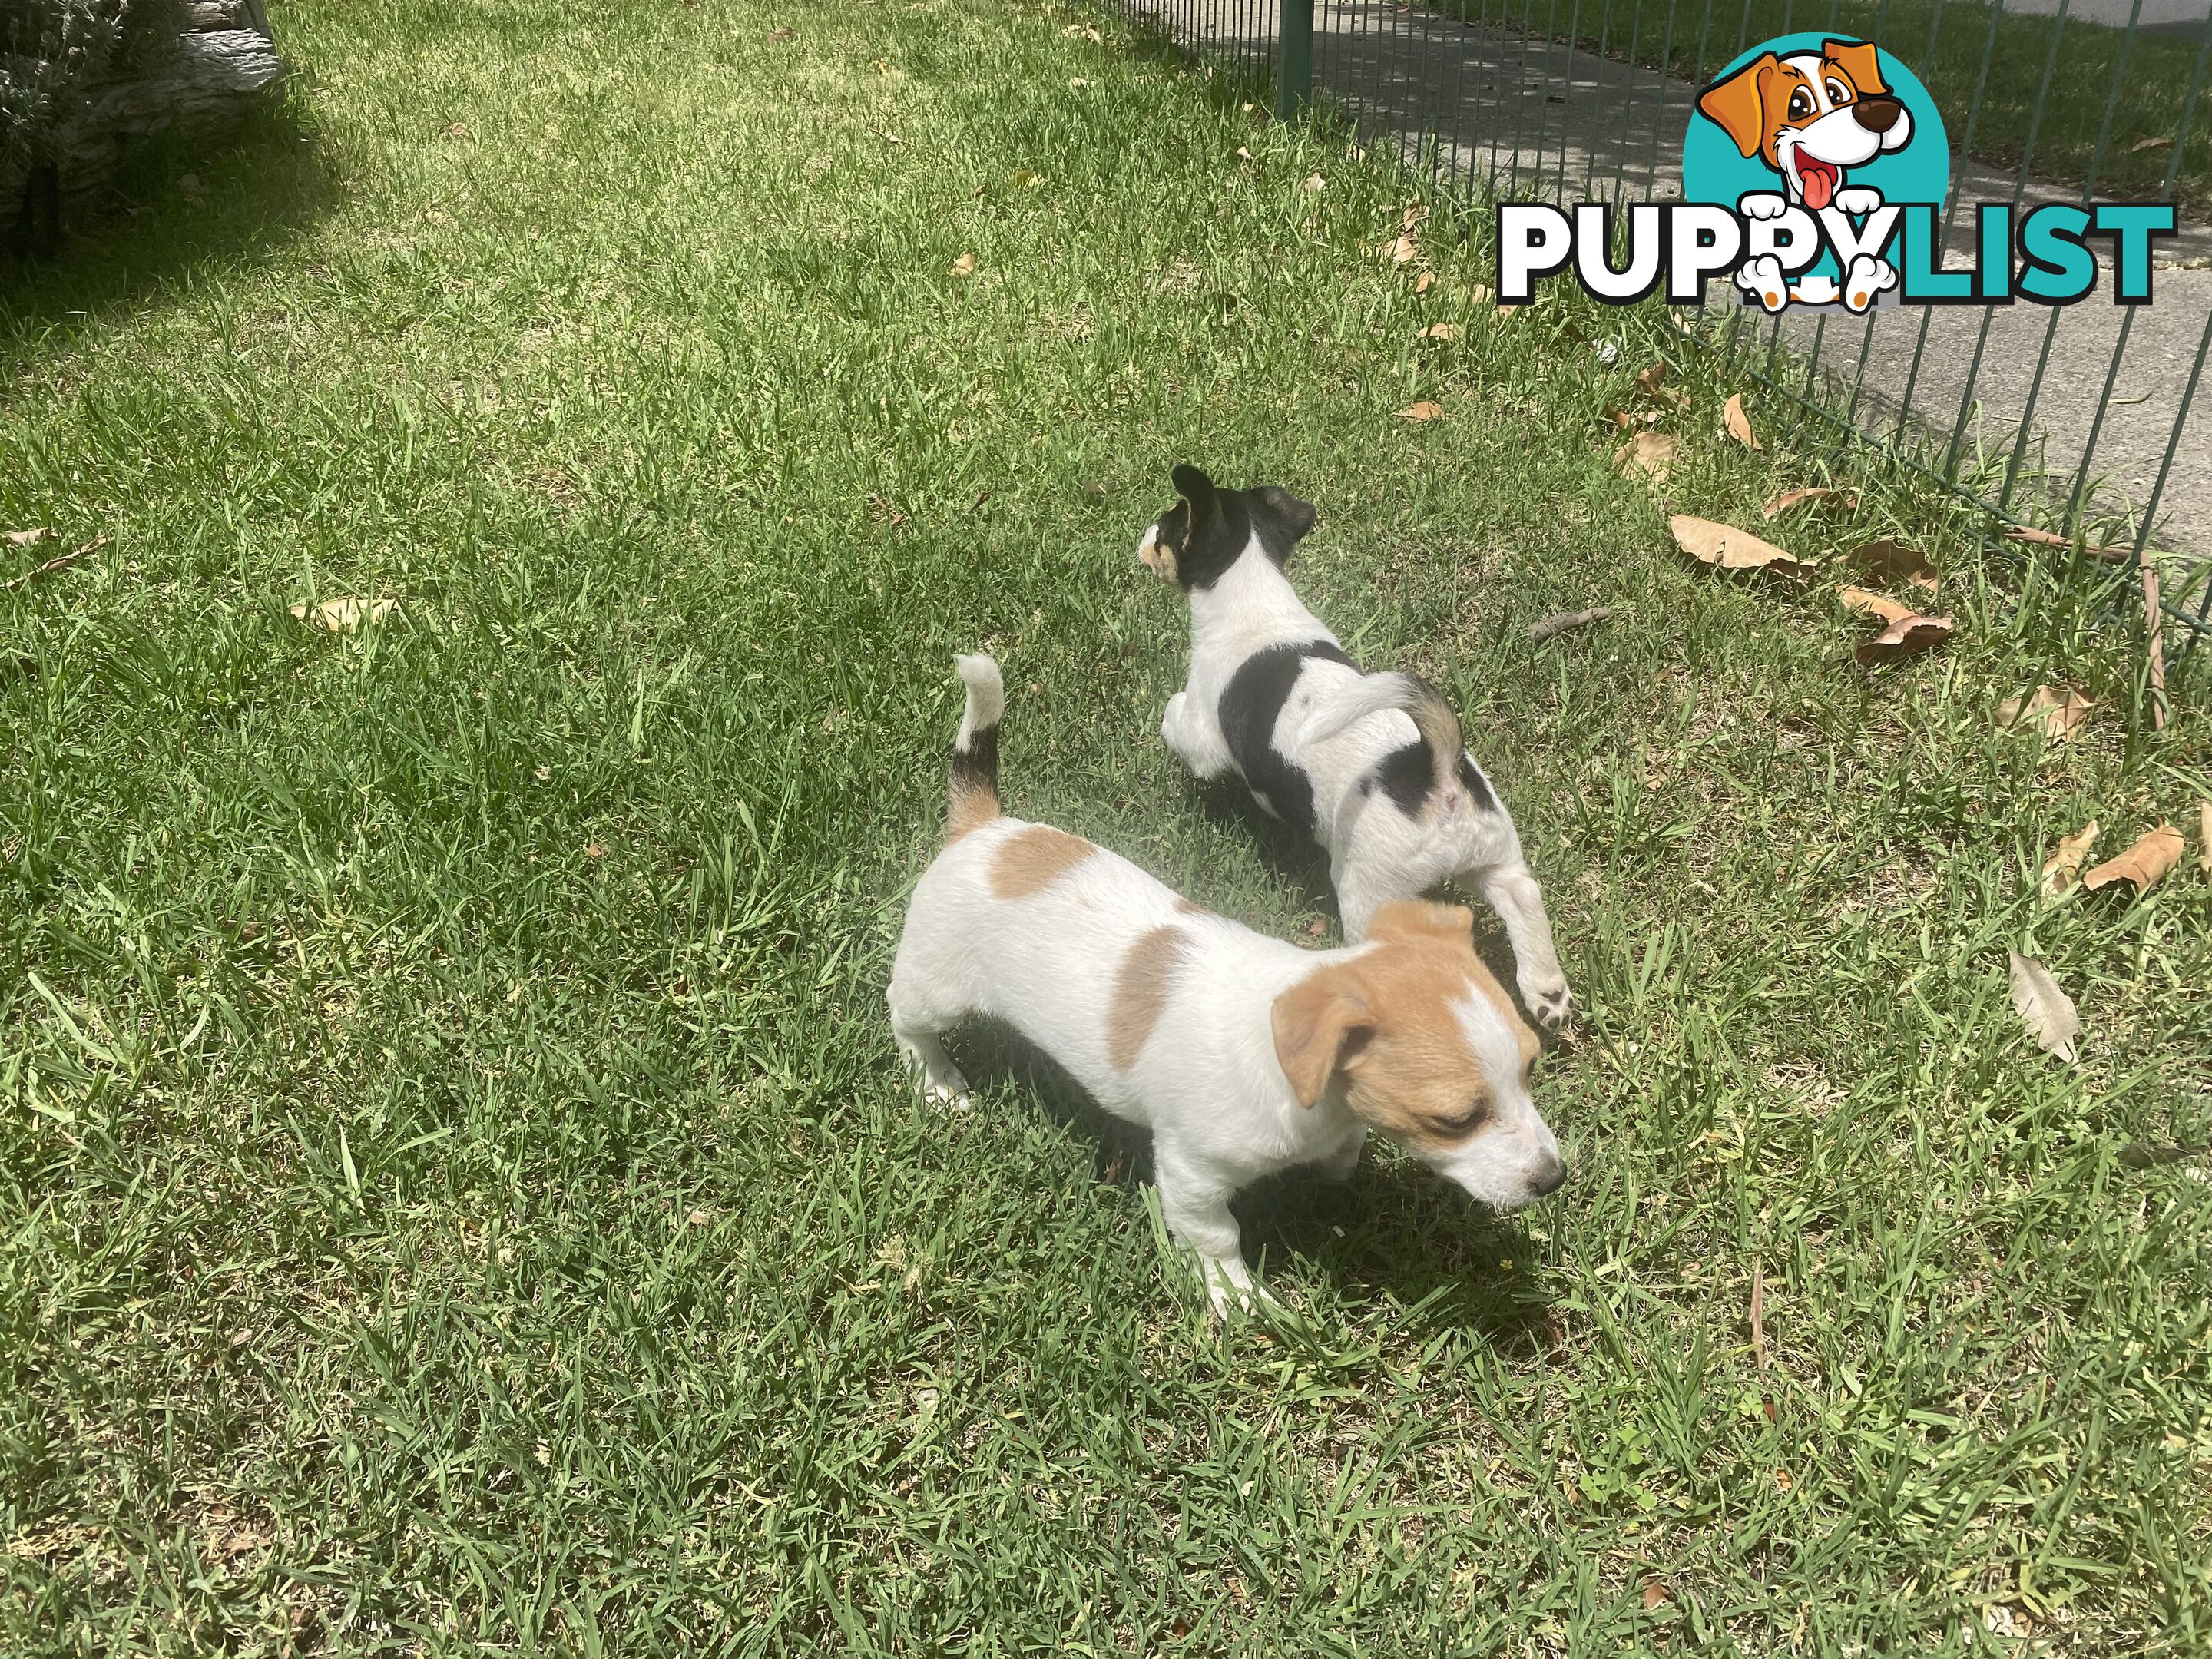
1250, 485, 1317, 551
1171, 464, 1217, 515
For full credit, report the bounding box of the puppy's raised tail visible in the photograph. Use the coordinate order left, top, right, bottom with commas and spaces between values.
1300, 671, 1465, 812
946, 653, 1005, 845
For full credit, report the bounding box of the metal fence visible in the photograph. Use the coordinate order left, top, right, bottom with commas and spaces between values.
1090, 0, 2212, 661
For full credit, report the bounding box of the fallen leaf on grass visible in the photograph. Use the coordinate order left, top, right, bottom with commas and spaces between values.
1615, 432, 1680, 479
1854, 612, 1952, 664
1235, 145, 1254, 161
1763, 487, 1849, 518
1837, 585, 1916, 623
948, 252, 976, 276
767, 26, 795, 42
1399, 401, 1445, 421
291, 597, 399, 632
1412, 270, 1435, 293
439, 121, 469, 140
1996, 685, 2093, 741
1636, 362, 1667, 396
1671, 515, 1815, 576
1849, 538, 1938, 591
2008, 952, 2079, 1063
1379, 233, 1421, 266
1302, 172, 1325, 192
2082, 824, 2183, 894
2043, 820, 2099, 894
868, 127, 903, 145
1642, 1579, 1670, 1612
1774, 1467, 1793, 1492
1419, 323, 1463, 342
2132, 134, 2174, 153
1723, 394, 1760, 449
4, 528, 51, 548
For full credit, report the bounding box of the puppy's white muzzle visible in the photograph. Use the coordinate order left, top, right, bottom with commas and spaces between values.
1426, 1111, 1568, 1213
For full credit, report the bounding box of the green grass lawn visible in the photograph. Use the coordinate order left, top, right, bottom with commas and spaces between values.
5, 0, 2211, 1651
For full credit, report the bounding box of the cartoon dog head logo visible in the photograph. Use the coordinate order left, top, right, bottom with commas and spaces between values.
1697, 40, 1912, 214
1683, 35, 1949, 315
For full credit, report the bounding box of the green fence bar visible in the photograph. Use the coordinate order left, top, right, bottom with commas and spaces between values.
1280, 0, 1315, 117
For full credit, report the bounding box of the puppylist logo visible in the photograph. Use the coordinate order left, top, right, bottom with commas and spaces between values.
1498, 35, 2177, 313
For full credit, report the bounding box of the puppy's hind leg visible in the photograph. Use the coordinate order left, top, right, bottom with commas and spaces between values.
887, 980, 972, 1109
1468, 859, 1575, 1031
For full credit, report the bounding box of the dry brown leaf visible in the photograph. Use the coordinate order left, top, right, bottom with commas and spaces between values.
767, 26, 795, 42
2082, 824, 2183, 894
1412, 270, 1435, 294
2005, 524, 2070, 548
1642, 1578, 1670, 1612
2132, 134, 2174, 153
1235, 145, 1254, 161
1723, 394, 1760, 449
1854, 613, 1952, 664
2008, 952, 2079, 1064
1762, 487, 1846, 518
1420, 323, 1463, 342
2043, 820, 2099, 895
1995, 685, 2093, 741
1616, 431, 1680, 480
1670, 515, 1815, 576
4, 528, 51, 548
1381, 233, 1421, 266
1495, 301, 1522, 318
1635, 362, 1667, 396
439, 121, 469, 140
1774, 1467, 1793, 1492
1837, 585, 1916, 624
948, 252, 976, 276
1301, 172, 1325, 192
1603, 406, 1633, 430
292, 597, 399, 632
2200, 800, 2211, 876
1849, 538, 1938, 591
1399, 401, 1445, 421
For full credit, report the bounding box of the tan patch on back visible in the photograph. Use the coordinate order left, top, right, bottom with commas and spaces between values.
1174, 897, 1209, 916
1108, 925, 1190, 1071
988, 824, 1096, 899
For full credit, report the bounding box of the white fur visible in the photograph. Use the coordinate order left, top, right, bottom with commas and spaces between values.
888, 815, 1564, 1316
1148, 527, 1575, 1029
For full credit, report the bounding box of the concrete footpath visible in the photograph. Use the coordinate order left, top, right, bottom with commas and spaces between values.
1141, 0, 2212, 565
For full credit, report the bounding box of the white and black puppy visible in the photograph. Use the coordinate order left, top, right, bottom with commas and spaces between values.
889, 654, 1566, 1316
1137, 465, 1573, 1031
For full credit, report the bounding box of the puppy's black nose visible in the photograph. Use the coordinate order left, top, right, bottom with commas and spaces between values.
1530, 1153, 1568, 1198
1856, 95, 1903, 133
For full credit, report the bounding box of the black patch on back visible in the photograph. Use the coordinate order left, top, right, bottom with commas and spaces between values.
1372, 740, 1433, 818
1456, 753, 1498, 815
1217, 641, 1353, 841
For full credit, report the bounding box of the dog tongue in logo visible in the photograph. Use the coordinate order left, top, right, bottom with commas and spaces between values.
1796, 156, 1839, 210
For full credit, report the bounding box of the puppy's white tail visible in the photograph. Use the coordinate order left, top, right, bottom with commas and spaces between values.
946, 654, 1004, 845
1299, 671, 1465, 812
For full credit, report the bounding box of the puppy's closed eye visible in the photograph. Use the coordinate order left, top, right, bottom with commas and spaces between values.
1430, 1099, 1491, 1138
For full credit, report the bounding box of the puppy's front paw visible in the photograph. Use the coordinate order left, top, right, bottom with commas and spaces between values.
1737, 191, 1788, 222
1833, 187, 1883, 216
1198, 1255, 1279, 1321
1521, 976, 1576, 1035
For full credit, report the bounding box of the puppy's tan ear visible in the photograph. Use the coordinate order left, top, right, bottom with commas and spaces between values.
1698, 54, 1777, 158
1821, 38, 1886, 97
1368, 899, 1475, 945
1271, 965, 1375, 1109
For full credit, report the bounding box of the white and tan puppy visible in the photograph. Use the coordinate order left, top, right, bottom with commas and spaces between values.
1137, 465, 1574, 1031
889, 654, 1566, 1316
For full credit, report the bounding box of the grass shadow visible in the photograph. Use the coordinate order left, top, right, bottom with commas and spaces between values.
1187, 775, 1338, 919
948, 1017, 1558, 1347
0, 95, 341, 366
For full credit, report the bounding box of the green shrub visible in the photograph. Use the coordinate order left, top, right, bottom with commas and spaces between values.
2, 0, 187, 186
